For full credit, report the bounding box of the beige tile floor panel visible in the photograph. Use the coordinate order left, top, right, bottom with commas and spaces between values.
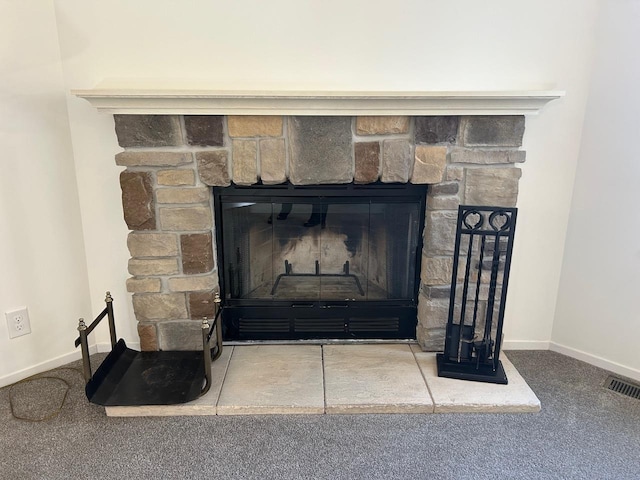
411, 345, 541, 413
216, 345, 325, 415
324, 344, 434, 414
105, 343, 541, 417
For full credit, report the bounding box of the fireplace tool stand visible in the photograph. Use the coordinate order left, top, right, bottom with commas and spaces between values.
436, 205, 517, 384
270, 259, 365, 296
74, 292, 223, 406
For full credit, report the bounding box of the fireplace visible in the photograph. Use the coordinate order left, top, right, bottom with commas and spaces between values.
215, 182, 427, 340
73, 87, 561, 352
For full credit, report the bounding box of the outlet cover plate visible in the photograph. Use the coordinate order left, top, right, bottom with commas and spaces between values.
6, 307, 31, 339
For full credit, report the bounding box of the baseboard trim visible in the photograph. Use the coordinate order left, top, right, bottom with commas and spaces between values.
502, 340, 551, 350
0, 345, 98, 389
549, 342, 640, 382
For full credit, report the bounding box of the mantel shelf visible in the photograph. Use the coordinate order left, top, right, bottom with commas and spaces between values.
72, 86, 564, 116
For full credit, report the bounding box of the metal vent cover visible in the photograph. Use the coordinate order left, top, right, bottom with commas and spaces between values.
605, 375, 640, 400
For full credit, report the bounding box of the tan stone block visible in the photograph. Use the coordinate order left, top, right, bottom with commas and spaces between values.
445, 166, 464, 181
157, 169, 196, 186
228, 116, 283, 137
168, 275, 217, 292
417, 297, 449, 329
427, 195, 460, 210
416, 325, 445, 352
128, 258, 179, 276
356, 116, 410, 135
128, 232, 178, 258
464, 167, 522, 206
232, 140, 258, 185
259, 138, 286, 185
411, 146, 447, 184
132, 293, 188, 321
159, 206, 213, 231
196, 151, 230, 186
126, 277, 162, 293
137, 323, 158, 351
115, 151, 192, 167
421, 256, 453, 285
156, 187, 209, 204
381, 139, 411, 183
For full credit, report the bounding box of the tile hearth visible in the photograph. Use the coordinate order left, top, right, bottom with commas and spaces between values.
105, 344, 540, 417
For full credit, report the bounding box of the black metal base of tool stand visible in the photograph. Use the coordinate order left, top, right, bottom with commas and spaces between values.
74, 292, 223, 406
436, 206, 517, 385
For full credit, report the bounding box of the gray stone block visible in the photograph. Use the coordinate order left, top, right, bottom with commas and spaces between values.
114, 115, 182, 147
288, 117, 353, 185
416, 325, 445, 352
415, 116, 459, 144
424, 211, 458, 255
158, 320, 206, 351
459, 116, 525, 147
184, 115, 224, 146
381, 139, 411, 183
429, 182, 459, 196
450, 149, 526, 164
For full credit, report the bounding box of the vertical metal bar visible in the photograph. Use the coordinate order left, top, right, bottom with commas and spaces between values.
493, 210, 517, 369
457, 232, 475, 362
483, 230, 503, 368
77, 318, 91, 383
444, 206, 465, 360
471, 235, 486, 332
105, 291, 116, 348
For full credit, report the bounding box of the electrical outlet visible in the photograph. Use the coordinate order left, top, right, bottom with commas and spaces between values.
5, 307, 31, 339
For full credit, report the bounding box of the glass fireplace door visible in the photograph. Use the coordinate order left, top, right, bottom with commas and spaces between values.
220, 198, 420, 303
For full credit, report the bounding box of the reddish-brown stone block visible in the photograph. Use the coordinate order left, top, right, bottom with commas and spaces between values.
181, 232, 214, 274
120, 171, 156, 230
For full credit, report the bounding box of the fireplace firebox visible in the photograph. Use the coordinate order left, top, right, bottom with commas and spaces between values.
214, 183, 427, 340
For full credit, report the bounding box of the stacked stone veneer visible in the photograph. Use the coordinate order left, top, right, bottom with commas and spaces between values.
113, 114, 525, 351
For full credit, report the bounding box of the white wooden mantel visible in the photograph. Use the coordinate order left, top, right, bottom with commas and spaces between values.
72, 84, 564, 116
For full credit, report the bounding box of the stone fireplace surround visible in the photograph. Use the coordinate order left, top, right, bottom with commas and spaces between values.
75, 88, 561, 353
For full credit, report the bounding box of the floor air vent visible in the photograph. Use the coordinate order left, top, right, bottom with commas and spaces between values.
605, 375, 640, 400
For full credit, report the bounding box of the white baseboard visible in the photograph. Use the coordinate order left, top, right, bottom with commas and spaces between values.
0, 345, 98, 389
550, 342, 640, 382
502, 340, 551, 350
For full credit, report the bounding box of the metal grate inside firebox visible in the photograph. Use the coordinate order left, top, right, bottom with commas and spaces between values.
604, 375, 640, 400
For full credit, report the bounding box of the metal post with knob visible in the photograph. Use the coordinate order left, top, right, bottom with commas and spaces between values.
77, 318, 92, 383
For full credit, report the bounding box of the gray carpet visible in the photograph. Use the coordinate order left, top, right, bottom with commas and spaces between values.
0, 350, 638, 479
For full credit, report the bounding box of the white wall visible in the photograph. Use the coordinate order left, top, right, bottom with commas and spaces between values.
552, 0, 640, 380
0, 1, 93, 386
53, 0, 599, 350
